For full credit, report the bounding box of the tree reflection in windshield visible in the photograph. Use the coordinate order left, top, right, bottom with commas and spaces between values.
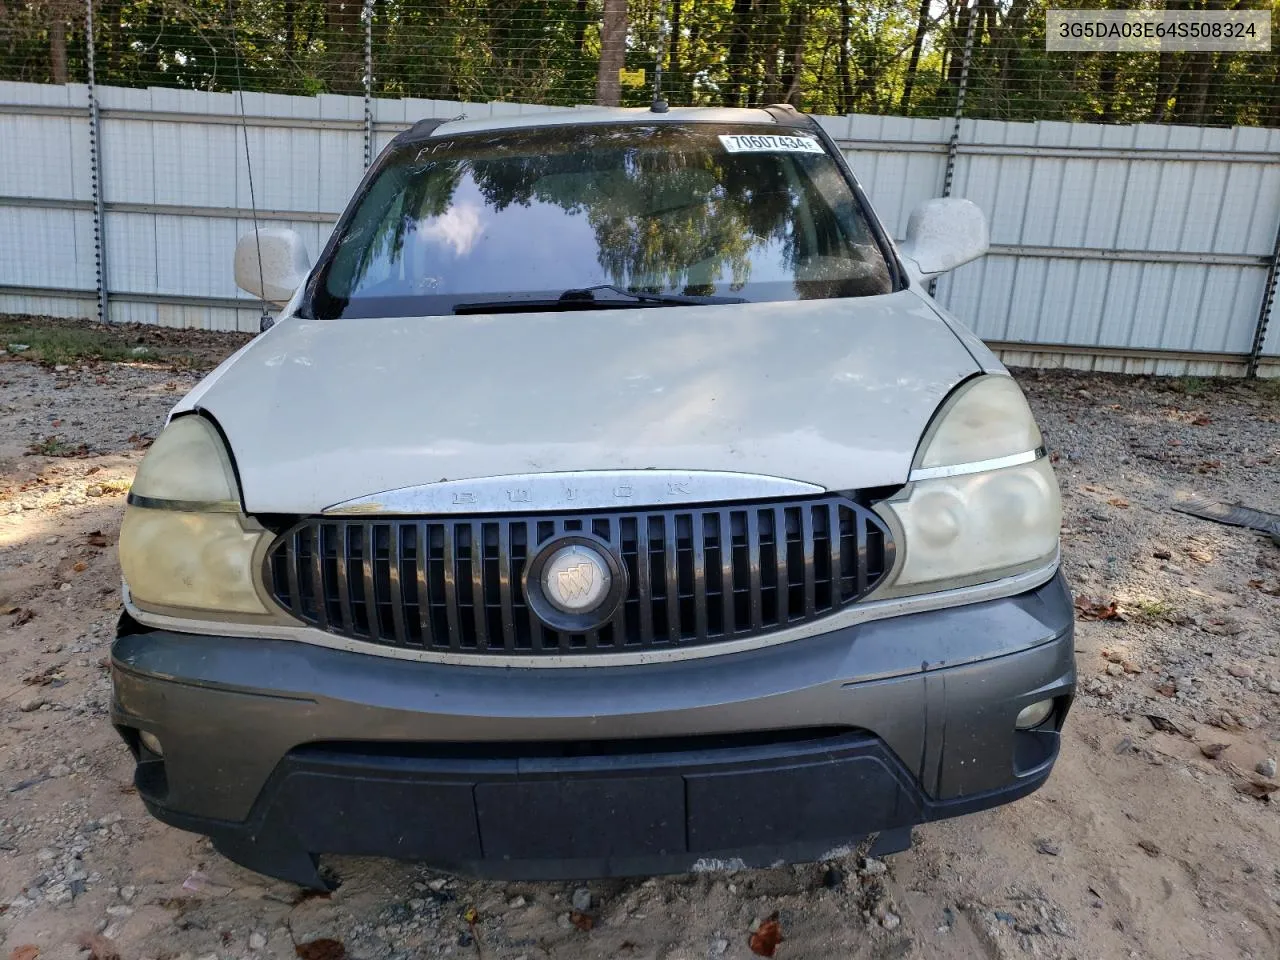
315, 123, 892, 319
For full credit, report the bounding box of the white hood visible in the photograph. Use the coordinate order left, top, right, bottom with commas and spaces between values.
181, 291, 981, 514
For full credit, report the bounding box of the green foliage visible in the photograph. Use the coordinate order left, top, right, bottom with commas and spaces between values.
2, 0, 1276, 125
0, 320, 132, 364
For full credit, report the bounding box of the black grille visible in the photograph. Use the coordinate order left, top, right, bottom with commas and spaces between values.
265, 496, 893, 656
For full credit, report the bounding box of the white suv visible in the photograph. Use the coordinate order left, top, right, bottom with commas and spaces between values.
110, 105, 1073, 889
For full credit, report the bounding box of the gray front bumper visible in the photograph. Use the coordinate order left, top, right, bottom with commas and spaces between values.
111, 571, 1075, 883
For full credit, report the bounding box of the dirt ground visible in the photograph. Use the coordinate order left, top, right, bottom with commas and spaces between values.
1, 321, 1278, 960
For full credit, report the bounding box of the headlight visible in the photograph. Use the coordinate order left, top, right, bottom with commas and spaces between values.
119, 416, 276, 620
873, 375, 1060, 598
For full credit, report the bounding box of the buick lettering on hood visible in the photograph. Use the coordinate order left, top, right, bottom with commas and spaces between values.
110, 104, 1074, 888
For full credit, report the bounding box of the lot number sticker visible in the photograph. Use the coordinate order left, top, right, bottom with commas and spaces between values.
719, 134, 824, 154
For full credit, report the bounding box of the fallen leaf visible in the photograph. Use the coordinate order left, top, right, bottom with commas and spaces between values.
75, 935, 119, 960
1155, 683, 1176, 698
1199, 743, 1229, 759
1186, 549, 1213, 564
1191, 414, 1212, 426
73, 561, 87, 573
1145, 714, 1190, 737
10, 945, 39, 960
0, 603, 18, 615
295, 940, 346, 960
10, 608, 35, 626
1107, 497, 1130, 508
86, 530, 109, 548
1074, 595, 1124, 621
749, 915, 784, 957
569, 910, 595, 932
463, 905, 479, 926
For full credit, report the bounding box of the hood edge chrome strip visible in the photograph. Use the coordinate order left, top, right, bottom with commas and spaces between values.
907, 447, 1046, 482
321, 470, 826, 515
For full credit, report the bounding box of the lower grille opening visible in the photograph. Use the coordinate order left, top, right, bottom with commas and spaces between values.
294, 726, 863, 762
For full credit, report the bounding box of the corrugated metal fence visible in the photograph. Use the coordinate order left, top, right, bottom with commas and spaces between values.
2, 81, 1278, 377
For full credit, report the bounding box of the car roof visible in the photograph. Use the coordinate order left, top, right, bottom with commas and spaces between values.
425, 106, 789, 139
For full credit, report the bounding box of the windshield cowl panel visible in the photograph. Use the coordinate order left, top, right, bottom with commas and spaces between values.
308, 123, 894, 320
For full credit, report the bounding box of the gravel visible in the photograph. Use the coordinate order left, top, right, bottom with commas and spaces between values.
1, 348, 1278, 960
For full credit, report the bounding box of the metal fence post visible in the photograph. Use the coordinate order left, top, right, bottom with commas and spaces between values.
930, 0, 977, 297
1247, 213, 1280, 378
85, 0, 109, 323
363, 0, 375, 168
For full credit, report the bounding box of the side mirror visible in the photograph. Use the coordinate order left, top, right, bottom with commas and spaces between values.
899, 198, 989, 280
234, 228, 311, 305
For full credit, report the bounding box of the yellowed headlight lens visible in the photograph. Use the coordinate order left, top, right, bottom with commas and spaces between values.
131, 415, 239, 504
917, 375, 1043, 468
119, 506, 271, 616
876, 457, 1061, 596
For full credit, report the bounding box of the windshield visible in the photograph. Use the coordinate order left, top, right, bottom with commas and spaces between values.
307, 123, 895, 319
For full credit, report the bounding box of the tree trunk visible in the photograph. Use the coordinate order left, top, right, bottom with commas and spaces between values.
1098, 63, 1116, 122
1152, 0, 1193, 121
1150, 50, 1178, 121
900, 0, 930, 111
595, 0, 627, 106
779, 1, 808, 106
1173, 50, 1214, 124
325, 0, 365, 94
574, 0, 589, 53
837, 0, 853, 113
669, 0, 681, 96
285, 0, 297, 53
686, 2, 701, 102
726, 0, 752, 107
945, 1, 973, 91
50, 15, 67, 84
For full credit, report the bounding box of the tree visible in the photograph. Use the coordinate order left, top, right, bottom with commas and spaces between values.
596, 0, 626, 105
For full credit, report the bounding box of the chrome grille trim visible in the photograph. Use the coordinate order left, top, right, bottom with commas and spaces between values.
264, 496, 894, 657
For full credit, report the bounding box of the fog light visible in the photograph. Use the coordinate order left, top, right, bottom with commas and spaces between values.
138, 730, 164, 756
1015, 699, 1054, 730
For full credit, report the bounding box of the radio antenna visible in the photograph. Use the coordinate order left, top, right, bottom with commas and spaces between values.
229, 2, 273, 332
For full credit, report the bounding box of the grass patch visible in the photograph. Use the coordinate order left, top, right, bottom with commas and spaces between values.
27, 435, 90, 458
1, 321, 134, 365
1253, 378, 1280, 401
1166, 376, 1210, 397
1130, 598, 1175, 621
1, 315, 251, 370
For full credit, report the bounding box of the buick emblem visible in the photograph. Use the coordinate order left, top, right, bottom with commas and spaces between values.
542, 544, 611, 614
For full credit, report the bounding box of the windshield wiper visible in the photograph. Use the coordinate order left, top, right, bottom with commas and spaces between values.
559, 284, 747, 306
453, 285, 745, 314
